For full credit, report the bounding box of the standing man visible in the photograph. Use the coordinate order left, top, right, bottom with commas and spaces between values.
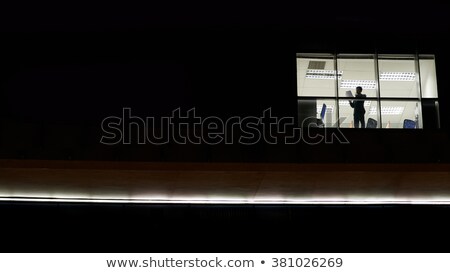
349, 86, 366, 128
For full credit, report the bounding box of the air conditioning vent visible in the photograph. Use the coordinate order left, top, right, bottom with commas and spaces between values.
308, 61, 326, 69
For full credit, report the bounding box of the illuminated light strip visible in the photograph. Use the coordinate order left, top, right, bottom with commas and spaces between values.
340, 80, 376, 89
380, 72, 416, 81
307, 71, 414, 83
369, 106, 404, 115
305, 69, 343, 79
339, 100, 372, 107
316, 105, 334, 113
1, 196, 450, 205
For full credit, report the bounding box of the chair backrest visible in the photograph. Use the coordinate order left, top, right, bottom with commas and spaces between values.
403, 119, 416, 129
320, 103, 326, 121
367, 118, 377, 128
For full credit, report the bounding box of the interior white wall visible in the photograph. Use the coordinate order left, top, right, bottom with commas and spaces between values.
420, 59, 438, 98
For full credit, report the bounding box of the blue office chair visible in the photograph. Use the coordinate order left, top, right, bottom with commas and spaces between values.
316, 103, 326, 127
403, 119, 416, 129
366, 118, 377, 128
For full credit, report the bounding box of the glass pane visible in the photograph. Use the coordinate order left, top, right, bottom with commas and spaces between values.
337, 54, 377, 98
297, 98, 337, 127
297, 54, 336, 97
419, 55, 438, 98
378, 55, 419, 98
339, 99, 379, 128
380, 100, 422, 129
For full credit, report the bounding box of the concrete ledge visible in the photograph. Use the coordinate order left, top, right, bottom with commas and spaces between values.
1, 160, 449, 203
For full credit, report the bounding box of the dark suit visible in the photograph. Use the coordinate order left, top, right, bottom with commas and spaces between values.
350, 94, 366, 128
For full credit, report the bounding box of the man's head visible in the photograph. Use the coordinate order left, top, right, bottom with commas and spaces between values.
356, 86, 363, 94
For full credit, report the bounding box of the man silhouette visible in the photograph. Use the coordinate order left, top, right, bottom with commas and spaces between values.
349, 86, 366, 128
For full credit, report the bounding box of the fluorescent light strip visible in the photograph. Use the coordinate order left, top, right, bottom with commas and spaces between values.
339, 100, 372, 107
340, 80, 376, 89
2, 196, 450, 205
316, 105, 334, 113
369, 106, 404, 115
307, 71, 414, 83
380, 72, 416, 81
305, 69, 343, 79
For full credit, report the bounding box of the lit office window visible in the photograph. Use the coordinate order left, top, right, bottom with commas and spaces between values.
297, 54, 337, 97
379, 100, 422, 129
338, 54, 377, 98
338, 99, 379, 128
297, 98, 337, 128
297, 53, 440, 129
419, 55, 438, 98
378, 55, 419, 98
418, 55, 440, 128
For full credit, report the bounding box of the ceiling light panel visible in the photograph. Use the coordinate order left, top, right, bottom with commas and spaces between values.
305, 69, 343, 79
316, 105, 334, 113
380, 72, 416, 81
339, 100, 372, 107
369, 106, 404, 115
340, 80, 377, 89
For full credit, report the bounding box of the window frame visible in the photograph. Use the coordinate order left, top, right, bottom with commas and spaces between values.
296, 53, 440, 129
